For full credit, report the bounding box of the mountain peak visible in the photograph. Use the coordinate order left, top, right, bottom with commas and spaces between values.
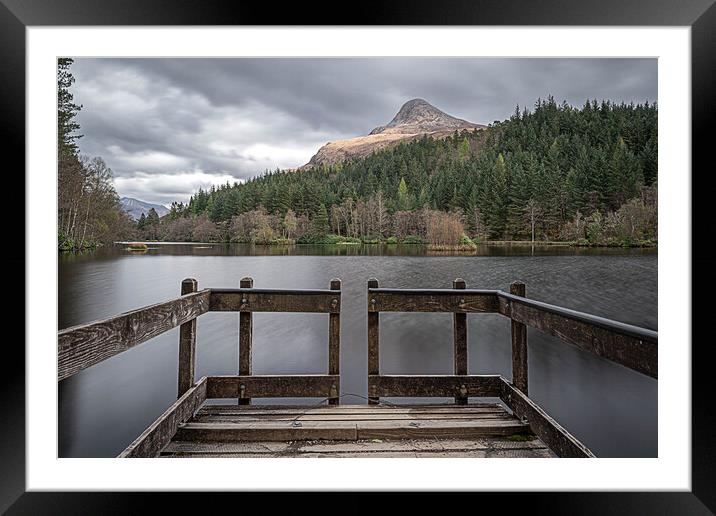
369, 98, 480, 135
120, 197, 170, 221
302, 98, 485, 169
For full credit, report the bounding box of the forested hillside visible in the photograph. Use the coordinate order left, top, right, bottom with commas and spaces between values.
57, 59, 134, 251
146, 96, 657, 246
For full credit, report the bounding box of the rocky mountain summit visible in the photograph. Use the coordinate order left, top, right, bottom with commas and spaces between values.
302, 99, 484, 169
369, 98, 481, 135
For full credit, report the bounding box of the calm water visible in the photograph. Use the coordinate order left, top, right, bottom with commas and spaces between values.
58, 243, 657, 457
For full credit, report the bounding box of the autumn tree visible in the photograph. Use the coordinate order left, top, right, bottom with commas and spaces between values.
57, 59, 131, 250
283, 209, 298, 239
396, 177, 410, 211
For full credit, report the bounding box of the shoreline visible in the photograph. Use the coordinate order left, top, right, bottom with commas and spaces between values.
110, 240, 657, 250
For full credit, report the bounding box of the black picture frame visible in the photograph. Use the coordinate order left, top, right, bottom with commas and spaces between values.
4, 0, 713, 512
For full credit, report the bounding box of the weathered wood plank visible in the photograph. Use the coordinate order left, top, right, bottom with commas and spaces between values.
367, 278, 380, 405
368, 375, 502, 398
177, 278, 198, 398
174, 418, 528, 442
510, 281, 528, 394
164, 437, 549, 454
161, 449, 554, 458
175, 421, 358, 442
499, 378, 595, 458
194, 412, 514, 423
58, 289, 211, 381
498, 292, 657, 378
328, 278, 341, 405
238, 277, 253, 405
119, 377, 207, 458
453, 278, 468, 404
355, 418, 529, 440
206, 375, 339, 399
199, 403, 504, 412
368, 288, 499, 313
209, 289, 341, 313
197, 404, 505, 416
300, 437, 548, 452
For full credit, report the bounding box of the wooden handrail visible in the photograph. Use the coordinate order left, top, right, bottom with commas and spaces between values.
496, 290, 658, 342
497, 290, 657, 378
59, 280, 655, 384
210, 288, 341, 313
367, 284, 657, 379
58, 288, 211, 381
58, 281, 343, 386
367, 287, 499, 313
364, 278, 656, 458
368, 375, 502, 398
206, 375, 339, 399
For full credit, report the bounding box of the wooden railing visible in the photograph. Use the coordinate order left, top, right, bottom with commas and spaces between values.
57, 287, 211, 381
365, 278, 658, 457
366, 279, 657, 391
58, 277, 342, 405
60, 276, 656, 458
208, 277, 341, 404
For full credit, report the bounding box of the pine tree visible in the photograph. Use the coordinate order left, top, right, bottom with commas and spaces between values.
147, 208, 160, 225
417, 185, 430, 208
396, 177, 410, 211
485, 153, 509, 238
57, 58, 83, 158
311, 203, 329, 239
276, 183, 292, 215
457, 137, 470, 161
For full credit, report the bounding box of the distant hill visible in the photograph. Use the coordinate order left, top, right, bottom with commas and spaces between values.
301, 98, 485, 169
120, 197, 170, 220
181, 97, 657, 243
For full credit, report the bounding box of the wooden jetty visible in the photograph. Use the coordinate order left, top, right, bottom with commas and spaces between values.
58, 277, 657, 458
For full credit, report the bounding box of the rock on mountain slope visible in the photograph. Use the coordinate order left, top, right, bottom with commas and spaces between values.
120, 197, 170, 220
302, 98, 485, 169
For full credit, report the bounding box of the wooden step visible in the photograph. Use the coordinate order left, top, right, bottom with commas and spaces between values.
193, 412, 513, 423
197, 403, 503, 415
160, 437, 552, 458
160, 448, 554, 458
174, 418, 529, 442
163, 437, 548, 455
175, 420, 358, 441
355, 419, 529, 440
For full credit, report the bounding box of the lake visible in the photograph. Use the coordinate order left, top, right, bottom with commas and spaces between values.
58, 243, 657, 457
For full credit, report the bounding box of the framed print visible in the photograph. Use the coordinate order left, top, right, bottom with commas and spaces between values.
4, 0, 714, 512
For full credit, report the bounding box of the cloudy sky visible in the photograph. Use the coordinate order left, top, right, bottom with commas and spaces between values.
70, 58, 657, 206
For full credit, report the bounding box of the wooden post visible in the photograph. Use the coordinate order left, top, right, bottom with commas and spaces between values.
510, 281, 528, 395
177, 278, 198, 398
453, 278, 468, 405
367, 278, 379, 405
239, 277, 253, 405
328, 278, 341, 405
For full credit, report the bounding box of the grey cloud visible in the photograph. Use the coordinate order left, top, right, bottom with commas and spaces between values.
70, 58, 656, 205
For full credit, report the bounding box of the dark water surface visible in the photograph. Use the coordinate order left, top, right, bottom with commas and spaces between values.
59, 243, 657, 457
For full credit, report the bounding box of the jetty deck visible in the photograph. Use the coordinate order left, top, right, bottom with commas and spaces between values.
160, 403, 554, 458
58, 277, 658, 459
